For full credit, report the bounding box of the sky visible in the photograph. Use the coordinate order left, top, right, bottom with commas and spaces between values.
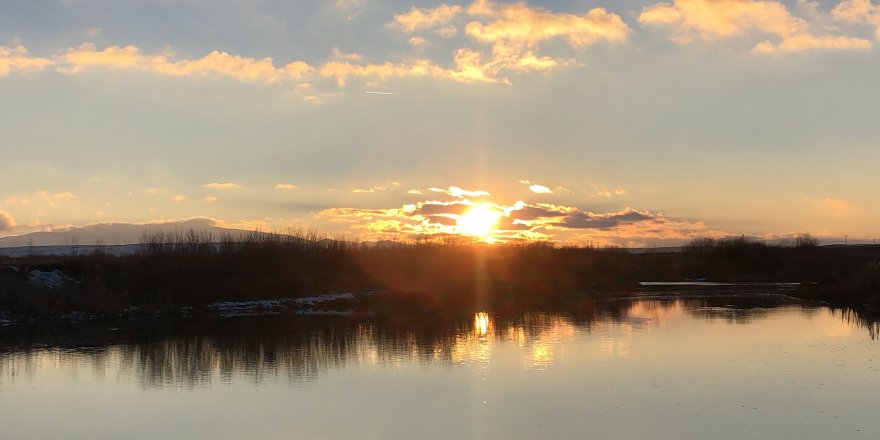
1, 0, 879, 246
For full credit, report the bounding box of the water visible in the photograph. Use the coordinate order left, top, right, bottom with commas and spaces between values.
2, 296, 879, 439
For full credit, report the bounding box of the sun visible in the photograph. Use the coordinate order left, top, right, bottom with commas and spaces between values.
456, 204, 501, 238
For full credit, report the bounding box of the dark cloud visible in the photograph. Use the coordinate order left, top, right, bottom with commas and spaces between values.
508, 205, 567, 221
558, 209, 653, 229
496, 217, 531, 231
413, 202, 470, 216
427, 215, 457, 226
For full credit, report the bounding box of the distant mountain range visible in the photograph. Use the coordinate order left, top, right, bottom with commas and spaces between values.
0, 218, 252, 248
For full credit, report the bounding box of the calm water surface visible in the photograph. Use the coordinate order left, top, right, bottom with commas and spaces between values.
2, 296, 879, 439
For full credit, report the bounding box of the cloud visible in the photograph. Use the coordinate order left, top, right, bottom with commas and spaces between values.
317, 195, 719, 245
275, 183, 297, 190
407, 189, 424, 195
833, 0, 880, 39
0, 45, 54, 76
804, 196, 855, 219
0, 211, 15, 231
203, 196, 218, 203
506, 202, 570, 221
5, 196, 30, 205
317, 57, 509, 87
6, 191, 76, 209
37, 191, 78, 202
463, 0, 629, 75
409, 36, 429, 47
596, 187, 626, 197
171, 194, 188, 202
529, 184, 552, 194
7, 1, 631, 92
59, 43, 315, 83
556, 208, 653, 229
430, 186, 491, 198
331, 47, 363, 61
393, 4, 463, 32
203, 182, 241, 189
639, 0, 871, 52
352, 186, 386, 193
412, 201, 472, 216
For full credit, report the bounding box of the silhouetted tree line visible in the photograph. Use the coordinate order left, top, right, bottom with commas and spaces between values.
1, 231, 878, 319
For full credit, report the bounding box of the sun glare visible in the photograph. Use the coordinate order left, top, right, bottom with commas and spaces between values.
456, 205, 501, 237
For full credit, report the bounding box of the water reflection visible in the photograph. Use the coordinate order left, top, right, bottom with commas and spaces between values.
2, 297, 879, 390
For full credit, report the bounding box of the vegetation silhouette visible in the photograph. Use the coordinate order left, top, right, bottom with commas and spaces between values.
1, 230, 878, 321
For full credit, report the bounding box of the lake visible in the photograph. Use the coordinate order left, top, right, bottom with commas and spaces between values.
2, 294, 879, 439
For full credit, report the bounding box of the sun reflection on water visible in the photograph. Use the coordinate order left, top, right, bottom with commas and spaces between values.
474, 312, 490, 337
3, 299, 878, 390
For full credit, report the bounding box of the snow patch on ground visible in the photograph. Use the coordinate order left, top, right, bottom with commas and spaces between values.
295, 310, 354, 316
207, 299, 288, 317
639, 281, 800, 287
0, 311, 16, 326
293, 291, 373, 305
28, 269, 76, 289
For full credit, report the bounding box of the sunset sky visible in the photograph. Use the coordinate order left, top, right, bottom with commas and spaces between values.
2, 0, 879, 246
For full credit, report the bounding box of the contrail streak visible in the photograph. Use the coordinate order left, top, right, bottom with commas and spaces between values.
365, 90, 394, 95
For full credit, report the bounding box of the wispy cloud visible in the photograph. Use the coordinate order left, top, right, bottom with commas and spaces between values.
803, 196, 855, 219
352, 186, 387, 193
409, 36, 429, 47
203, 182, 241, 189
4, 196, 30, 205
171, 194, 188, 202
430, 186, 490, 198
59, 43, 315, 82
331, 47, 363, 62
203, 196, 218, 203
275, 183, 297, 190
37, 191, 78, 202
596, 187, 626, 197
0, 45, 54, 76
393, 4, 463, 32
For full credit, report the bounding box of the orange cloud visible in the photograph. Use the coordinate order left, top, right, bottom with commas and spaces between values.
463, 0, 628, 75
59, 43, 314, 82
37, 191, 78, 202
318, 195, 719, 245
833, 0, 880, 39
409, 36, 429, 47
275, 183, 297, 191
0, 45, 54, 76
430, 186, 491, 198
202, 182, 241, 189
319, 59, 448, 87
393, 4, 463, 32
640, 0, 871, 52
352, 186, 387, 193
331, 47, 363, 61
804, 196, 855, 219
4, 196, 31, 205
0, 211, 15, 231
